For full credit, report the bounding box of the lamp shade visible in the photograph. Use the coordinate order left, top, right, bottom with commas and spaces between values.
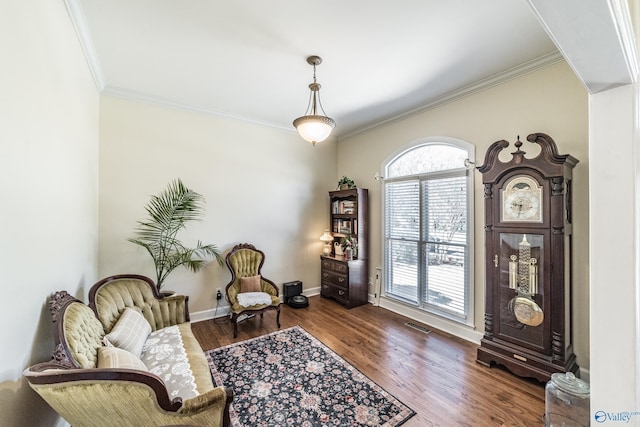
320, 230, 334, 242
294, 115, 336, 145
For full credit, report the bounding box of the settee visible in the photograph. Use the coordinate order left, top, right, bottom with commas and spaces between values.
23, 274, 233, 427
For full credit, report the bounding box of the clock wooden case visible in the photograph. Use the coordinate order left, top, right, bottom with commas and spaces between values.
476, 133, 579, 382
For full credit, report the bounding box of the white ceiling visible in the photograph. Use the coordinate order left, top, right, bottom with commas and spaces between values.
73, 0, 560, 139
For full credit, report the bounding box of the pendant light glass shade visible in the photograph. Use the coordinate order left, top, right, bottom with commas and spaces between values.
293, 115, 335, 145
293, 56, 335, 145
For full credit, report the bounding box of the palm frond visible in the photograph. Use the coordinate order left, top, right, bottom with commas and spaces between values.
128, 178, 222, 290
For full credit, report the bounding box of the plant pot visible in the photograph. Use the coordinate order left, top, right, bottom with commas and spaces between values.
159, 290, 176, 298
340, 184, 349, 190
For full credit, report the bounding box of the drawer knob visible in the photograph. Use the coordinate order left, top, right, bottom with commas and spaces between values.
338, 290, 345, 296
338, 277, 345, 283
323, 273, 328, 278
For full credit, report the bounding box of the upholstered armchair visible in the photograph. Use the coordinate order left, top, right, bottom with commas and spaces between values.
225, 243, 281, 337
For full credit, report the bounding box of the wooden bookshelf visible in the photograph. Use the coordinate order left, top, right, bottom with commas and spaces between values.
321, 188, 369, 308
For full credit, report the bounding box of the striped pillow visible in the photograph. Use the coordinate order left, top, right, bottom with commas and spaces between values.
103, 307, 151, 357
97, 346, 148, 371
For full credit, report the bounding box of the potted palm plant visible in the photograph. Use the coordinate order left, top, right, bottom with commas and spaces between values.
128, 178, 224, 291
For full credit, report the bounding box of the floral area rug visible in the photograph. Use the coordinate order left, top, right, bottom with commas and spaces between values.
206, 326, 415, 427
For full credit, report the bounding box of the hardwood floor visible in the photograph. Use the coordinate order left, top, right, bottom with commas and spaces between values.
192, 296, 546, 427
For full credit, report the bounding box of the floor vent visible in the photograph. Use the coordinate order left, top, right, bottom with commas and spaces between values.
405, 322, 431, 334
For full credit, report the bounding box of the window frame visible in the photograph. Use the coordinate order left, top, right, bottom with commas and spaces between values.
381, 137, 475, 327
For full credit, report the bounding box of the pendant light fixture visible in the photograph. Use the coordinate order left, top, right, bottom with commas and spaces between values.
293, 55, 335, 145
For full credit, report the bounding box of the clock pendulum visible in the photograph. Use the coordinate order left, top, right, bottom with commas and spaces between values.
506, 234, 543, 327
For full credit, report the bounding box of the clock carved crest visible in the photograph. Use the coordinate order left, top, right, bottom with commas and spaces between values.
476, 133, 579, 382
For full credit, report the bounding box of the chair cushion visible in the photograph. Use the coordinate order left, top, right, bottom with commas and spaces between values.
236, 292, 273, 307
103, 307, 151, 357
97, 346, 148, 371
239, 275, 261, 293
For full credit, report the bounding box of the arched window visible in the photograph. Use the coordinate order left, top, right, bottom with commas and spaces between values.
383, 138, 474, 324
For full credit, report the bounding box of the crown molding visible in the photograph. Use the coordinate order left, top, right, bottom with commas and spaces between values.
103, 85, 296, 134
105, 51, 563, 140
63, 0, 105, 91
340, 51, 564, 140
608, 0, 639, 80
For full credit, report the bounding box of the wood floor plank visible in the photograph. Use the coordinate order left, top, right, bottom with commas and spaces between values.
192, 295, 546, 426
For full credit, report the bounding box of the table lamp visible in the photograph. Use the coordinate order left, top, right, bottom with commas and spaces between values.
320, 230, 334, 255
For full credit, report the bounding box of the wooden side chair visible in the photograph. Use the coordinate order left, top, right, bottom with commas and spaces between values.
224, 243, 281, 337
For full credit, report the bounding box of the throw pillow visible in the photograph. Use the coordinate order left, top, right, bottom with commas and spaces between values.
239, 275, 261, 293
97, 346, 148, 371
103, 307, 151, 357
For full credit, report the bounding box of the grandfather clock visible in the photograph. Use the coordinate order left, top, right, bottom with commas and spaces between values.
476, 133, 579, 382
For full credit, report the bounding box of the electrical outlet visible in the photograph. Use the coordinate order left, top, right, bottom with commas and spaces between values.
216, 289, 222, 300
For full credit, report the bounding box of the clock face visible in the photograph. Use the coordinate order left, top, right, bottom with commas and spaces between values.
501, 175, 543, 222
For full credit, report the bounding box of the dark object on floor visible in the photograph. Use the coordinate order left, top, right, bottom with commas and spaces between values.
288, 294, 309, 308
282, 280, 309, 308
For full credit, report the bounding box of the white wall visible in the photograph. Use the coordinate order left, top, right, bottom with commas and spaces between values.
0, 1, 100, 426
589, 82, 639, 422
98, 95, 337, 312
338, 61, 591, 369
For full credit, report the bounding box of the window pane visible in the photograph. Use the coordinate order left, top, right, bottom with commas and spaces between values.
386, 239, 419, 303
385, 180, 419, 241
424, 243, 466, 316
388, 145, 467, 177
422, 174, 467, 317
423, 174, 467, 245
385, 180, 420, 302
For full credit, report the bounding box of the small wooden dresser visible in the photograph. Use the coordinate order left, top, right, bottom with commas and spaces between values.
320, 256, 368, 308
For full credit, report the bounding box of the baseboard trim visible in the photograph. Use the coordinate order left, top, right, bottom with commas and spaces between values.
578, 367, 590, 382
190, 304, 229, 323
190, 287, 322, 323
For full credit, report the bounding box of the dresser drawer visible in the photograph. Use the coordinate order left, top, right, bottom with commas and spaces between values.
321, 269, 348, 287
321, 282, 349, 302
322, 258, 348, 274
